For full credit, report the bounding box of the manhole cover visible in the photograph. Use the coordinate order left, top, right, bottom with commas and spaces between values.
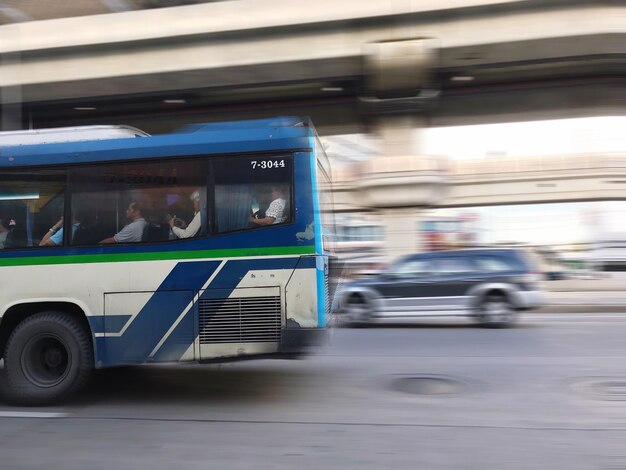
591, 381, 626, 401
571, 378, 626, 401
391, 375, 467, 396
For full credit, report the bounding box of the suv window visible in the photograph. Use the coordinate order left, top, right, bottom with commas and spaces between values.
392, 258, 433, 278
434, 257, 474, 275
474, 254, 518, 273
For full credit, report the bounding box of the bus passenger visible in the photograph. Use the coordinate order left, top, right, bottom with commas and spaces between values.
0, 218, 10, 249
169, 190, 202, 239
100, 201, 148, 244
250, 185, 288, 226
39, 216, 80, 247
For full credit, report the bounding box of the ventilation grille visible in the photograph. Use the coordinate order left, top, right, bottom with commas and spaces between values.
198, 296, 281, 344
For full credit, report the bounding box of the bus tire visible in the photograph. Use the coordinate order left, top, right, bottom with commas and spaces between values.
4, 311, 93, 406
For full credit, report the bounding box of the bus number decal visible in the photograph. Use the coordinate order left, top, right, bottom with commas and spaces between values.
250, 159, 286, 170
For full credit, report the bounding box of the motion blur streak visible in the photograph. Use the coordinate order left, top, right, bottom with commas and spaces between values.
0, 0, 625, 468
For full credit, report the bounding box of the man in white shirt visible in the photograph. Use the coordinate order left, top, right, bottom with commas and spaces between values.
169, 190, 202, 239
100, 201, 148, 244
250, 186, 288, 226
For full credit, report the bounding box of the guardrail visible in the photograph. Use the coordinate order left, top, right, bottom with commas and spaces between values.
451, 153, 626, 179
331, 153, 626, 184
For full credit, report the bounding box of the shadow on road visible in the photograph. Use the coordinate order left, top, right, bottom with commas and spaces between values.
84, 364, 314, 405
0, 361, 320, 407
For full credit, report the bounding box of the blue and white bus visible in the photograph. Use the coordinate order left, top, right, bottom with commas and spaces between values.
0, 117, 334, 404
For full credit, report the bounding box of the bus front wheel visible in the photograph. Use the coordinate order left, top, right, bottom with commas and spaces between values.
3, 312, 93, 405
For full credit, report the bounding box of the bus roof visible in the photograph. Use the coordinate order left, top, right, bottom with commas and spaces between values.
0, 117, 314, 169
0, 125, 149, 146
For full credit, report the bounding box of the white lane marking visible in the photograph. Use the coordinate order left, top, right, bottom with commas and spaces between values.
149, 260, 227, 358
0, 411, 68, 418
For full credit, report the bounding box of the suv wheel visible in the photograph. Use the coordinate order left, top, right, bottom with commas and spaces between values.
476, 293, 516, 328
344, 294, 373, 326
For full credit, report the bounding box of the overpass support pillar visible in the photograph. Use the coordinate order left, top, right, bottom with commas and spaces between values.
358, 117, 444, 262
358, 38, 446, 262
379, 208, 421, 261
0, 25, 23, 131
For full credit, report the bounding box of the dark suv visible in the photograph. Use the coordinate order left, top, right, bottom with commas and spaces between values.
336, 248, 544, 327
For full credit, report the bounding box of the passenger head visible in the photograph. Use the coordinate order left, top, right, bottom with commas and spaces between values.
190, 190, 201, 212
73, 209, 86, 225
270, 185, 285, 200
0, 217, 9, 232
126, 201, 143, 220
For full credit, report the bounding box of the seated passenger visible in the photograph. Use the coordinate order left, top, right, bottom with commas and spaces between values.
100, 201, 148, 244
39, 215, 80, 247
0, 218, 10, 249
169, 190, 202, 239
250, 185, 288, 226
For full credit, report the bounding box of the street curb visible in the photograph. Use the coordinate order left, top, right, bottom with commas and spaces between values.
537, 305, 626, 314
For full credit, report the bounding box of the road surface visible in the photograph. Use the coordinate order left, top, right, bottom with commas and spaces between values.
1, 312, 625, 469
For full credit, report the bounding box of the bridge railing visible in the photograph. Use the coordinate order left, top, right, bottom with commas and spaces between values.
330, 155, 449, 184
450, 153, 626, 180
331, 152, 626, 185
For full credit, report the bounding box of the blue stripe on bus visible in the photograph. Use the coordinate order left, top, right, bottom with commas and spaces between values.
202, 257, 299, 290
100, 260, 221, 366
294, 256, 316, 269
153, 257, 302, 362
98, 257, 313, 365
88, 315, 132, 334
150, 307, 196, 363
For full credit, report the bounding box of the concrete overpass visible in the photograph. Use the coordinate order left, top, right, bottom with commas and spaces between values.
331, 152, 626, 212
0, 0, 623, 133
328, 151, 626, 259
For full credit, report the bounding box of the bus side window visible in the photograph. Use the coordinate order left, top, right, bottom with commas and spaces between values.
0, 169, 66, 249
213, 156, 292, 234
69, 160, 208, 246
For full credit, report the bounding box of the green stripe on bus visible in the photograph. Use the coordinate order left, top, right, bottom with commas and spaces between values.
0, 245, 316, 267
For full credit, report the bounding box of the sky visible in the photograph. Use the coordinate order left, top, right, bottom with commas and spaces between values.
432, 201, 626, 247
423, 116, 625, 159
322, 116, 625, 163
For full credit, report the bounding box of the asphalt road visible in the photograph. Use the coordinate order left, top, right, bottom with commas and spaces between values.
1, 312, 626, 470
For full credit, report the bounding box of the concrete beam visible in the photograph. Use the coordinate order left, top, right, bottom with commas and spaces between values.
0, 0, 621, 130
333, 153, 626, 209
0, 2, 32, 23
0, 0, 589, 53
0, 2, 621, 93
